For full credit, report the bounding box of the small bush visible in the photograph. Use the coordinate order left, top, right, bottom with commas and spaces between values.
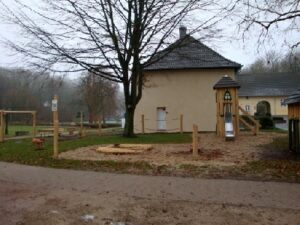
266, 112, 272, 117
257, 116, 275, 129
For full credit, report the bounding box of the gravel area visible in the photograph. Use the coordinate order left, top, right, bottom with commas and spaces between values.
59, 132, 286, 167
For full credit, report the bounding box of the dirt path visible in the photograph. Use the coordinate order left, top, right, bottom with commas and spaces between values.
1, 162, 300, 225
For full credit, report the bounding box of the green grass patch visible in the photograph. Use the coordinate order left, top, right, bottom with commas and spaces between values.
261, 127, 288, 134
5, 125, 51, 137
0, 133, 191, 172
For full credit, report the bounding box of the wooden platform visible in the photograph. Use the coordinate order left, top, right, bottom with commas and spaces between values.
96, 144, 153, 154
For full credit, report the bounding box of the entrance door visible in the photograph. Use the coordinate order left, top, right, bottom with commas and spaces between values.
157, 107, 166, 131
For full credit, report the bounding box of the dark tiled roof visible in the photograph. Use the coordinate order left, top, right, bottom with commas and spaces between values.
144, 36, 242, 71
237, 72, 300, 97
284, 89, 300, 105
213, 75, 240, 89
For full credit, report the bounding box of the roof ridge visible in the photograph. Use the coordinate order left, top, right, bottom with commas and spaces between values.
144, 34, 242, 71
195, 40, 242, 68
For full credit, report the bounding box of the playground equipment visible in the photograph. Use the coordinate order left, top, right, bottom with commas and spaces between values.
284, 89, 300, 153
214, 75, 260, 141
214, 75, 240, 140
32, 138, 45, 150
0, 110, 37, 142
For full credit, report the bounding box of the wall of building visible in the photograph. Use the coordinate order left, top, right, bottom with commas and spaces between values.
134, 68, 236, 133
239, 96, 288, 116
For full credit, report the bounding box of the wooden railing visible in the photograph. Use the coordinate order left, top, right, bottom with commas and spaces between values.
238, 106, 260, 135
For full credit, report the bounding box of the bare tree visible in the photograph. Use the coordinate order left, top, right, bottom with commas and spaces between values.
242, 49, 300, 73
79, 72, 119, 123
1, 0, 226, 137
237, 0, 300, 49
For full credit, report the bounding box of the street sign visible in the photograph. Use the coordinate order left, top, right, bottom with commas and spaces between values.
52, 99, 58, 112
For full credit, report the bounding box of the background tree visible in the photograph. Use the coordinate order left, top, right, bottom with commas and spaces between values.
0, 0, 227, 137
242, 50, 300, 73
79, 72, 119, 124
0, 67, 83, 123
237, 0, 300, 50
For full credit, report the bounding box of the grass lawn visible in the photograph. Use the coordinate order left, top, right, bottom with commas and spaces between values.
1, 132, 300, 182
0, 133, 192, 172
261, 127, 288, 134
4, 125, 123, 137
5, 125, 51, 137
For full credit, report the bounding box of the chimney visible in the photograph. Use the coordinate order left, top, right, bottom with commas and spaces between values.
179, 26, 187, 39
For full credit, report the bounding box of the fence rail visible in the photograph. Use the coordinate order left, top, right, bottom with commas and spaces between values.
139, 114, 184, 133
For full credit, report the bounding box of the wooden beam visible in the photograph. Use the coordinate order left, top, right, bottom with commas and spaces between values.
238, 106, 260, 135
53, 95, 59, 158
239, 117, 256, 135
2, 110, 36, 114
238, 106, 260, 127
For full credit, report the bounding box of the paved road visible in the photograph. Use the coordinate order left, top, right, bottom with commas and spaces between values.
1, 162, 300, 225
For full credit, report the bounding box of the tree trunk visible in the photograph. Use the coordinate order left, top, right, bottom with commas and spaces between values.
123, 107, 136, 137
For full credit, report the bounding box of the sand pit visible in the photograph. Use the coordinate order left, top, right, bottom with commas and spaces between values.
59, 132, 287, 167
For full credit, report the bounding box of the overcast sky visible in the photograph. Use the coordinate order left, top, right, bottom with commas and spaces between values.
0, 0, 298, 78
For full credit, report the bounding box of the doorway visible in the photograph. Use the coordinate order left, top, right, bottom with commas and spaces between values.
157, 107, 166, 131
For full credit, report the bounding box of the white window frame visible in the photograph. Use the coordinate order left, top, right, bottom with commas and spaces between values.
245, 105, 251, 112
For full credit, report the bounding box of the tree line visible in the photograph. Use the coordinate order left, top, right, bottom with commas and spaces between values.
0, 67, 122, 124
242, 50, 300, 73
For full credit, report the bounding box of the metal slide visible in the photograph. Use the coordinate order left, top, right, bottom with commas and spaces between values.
224, 111, 235, 140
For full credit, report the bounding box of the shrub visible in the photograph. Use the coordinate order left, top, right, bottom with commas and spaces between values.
257, 116, 274, 129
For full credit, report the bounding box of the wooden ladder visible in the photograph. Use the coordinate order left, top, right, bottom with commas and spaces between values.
238, 106, 260, 135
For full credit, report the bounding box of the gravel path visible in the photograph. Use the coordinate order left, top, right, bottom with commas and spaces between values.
1, 162, 300, 225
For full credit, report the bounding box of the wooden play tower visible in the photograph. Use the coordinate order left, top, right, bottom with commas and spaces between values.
284, 89, 300, 153
213, 75, 240, 140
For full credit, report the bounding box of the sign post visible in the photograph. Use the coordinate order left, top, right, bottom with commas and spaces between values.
52, 95, 59, 158
32, 112, 37, 138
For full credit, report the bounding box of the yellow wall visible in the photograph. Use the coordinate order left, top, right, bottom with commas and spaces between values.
239, 96, 288, 116
134, 68, 236, 133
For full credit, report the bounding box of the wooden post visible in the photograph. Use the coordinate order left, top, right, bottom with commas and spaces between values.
0, 111, 4, 143
52, 95, 59, 158
255, 120, 259, 136
98, 115, 102, 136
141, 114, 145, 134
32, 112, 37, 137
180, 114, 183, 134
192, 124, 198, 157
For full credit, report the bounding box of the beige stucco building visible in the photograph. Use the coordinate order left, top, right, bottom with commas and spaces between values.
134, 27, 241, 133
239, 96, 287, 116
236, 73, 300, 117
